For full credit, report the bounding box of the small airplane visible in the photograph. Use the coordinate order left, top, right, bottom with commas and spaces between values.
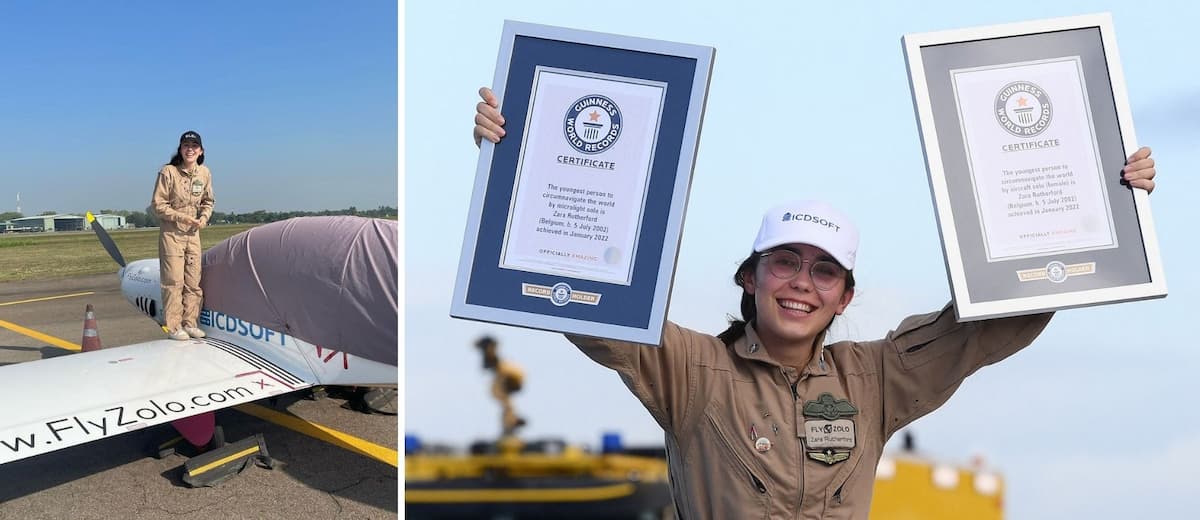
0, 214, 398, 475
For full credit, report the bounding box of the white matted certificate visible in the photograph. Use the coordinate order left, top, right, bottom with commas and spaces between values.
951, 57, 1117, 262
499, 67, 666, 285
903, 13, 1166, 321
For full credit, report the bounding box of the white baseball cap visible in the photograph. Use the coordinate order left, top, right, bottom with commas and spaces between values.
752, 200, 859, 270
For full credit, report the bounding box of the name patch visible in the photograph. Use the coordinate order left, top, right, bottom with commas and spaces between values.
804, 419, 855, 449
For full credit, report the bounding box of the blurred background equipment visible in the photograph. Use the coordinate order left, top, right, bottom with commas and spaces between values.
405, 335, 674, 519
405, 337, 1007, 519
476, 335, 526, 444
869, 432, 1005, 520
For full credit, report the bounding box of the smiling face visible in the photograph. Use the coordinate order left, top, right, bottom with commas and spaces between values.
179, 141, 203, 165
741, 243, 854, 354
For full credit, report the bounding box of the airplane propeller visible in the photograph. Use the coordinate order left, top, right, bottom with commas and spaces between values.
86, 211, 126, 268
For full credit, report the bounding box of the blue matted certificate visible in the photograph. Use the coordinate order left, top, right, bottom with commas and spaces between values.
451, 21, 714, 345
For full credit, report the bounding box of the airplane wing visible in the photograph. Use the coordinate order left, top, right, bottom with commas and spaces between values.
0, 338, 318, 465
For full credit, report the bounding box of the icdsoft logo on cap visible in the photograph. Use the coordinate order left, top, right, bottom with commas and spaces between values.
753, 200, 859, 270
564, 95, 622, 154
781, 212, 841, 232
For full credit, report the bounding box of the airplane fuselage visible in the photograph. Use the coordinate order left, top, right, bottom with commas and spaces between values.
118, 258, 395, 386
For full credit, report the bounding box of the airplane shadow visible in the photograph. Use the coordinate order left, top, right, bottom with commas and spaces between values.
0, 345, 76, 366
0, 391, 397, 513
0, 427, 163, 501
221, 392, 398, 512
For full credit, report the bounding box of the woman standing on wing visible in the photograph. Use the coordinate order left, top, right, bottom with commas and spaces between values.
472, 87, 1157, 518
152, 130, 215, 341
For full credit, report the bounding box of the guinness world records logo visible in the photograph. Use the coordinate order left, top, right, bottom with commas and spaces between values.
550, 282, 573, 306
564, 95, 622, 154
994, 81, 1053, 137
1045, 261, 1068, 283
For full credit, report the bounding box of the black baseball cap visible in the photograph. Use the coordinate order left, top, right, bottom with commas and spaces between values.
179, 131, 202, 146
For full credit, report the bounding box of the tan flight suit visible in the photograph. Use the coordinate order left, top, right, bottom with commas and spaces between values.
151, 164, 214, 332
569, 304, 1052, 519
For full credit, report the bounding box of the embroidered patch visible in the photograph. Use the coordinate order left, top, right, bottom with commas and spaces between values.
808, 449, 850, 465
191, 178, 205, 196
804, 419, 855, 449
802, 393, 858, 421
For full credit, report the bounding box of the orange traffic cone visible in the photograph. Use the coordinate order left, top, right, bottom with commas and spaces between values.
81, 304, 102, 352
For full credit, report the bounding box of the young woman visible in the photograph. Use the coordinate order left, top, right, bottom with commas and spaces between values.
151, 130, 216, 341
472, 88, 1156, 518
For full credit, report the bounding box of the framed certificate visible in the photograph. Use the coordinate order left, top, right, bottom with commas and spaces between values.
902, 13, 1166, 321
451, 21, 714, 344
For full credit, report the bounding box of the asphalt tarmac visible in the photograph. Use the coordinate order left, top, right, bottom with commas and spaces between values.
0, 274, 398, 519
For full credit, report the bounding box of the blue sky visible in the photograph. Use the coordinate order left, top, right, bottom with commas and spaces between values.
405, 1, 1200, 518
0, 1, 397, 215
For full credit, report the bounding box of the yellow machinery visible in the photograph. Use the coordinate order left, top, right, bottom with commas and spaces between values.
871, 448, 1005, 520
405, 336, 673, 519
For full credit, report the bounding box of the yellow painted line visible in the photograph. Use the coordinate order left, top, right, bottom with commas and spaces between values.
0, 319, 81, 351
187, 445, 261, 476
406, 483, 636, 503
0, 291, 94, 307
235, 403, 398, 468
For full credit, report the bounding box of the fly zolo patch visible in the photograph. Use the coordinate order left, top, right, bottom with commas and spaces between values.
804, 419, 855, 449
801, 392, 857, 465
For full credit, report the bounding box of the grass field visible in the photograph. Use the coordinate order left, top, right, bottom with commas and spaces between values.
0, 224, 258, 283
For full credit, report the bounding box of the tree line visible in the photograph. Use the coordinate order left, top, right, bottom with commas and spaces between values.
0, 206, 397, 228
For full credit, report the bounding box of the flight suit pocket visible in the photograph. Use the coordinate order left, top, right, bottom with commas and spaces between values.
825, 451, 866, 517
890, 306, 969, 371
702, 407, 768, 519
801, 447, 864, 518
